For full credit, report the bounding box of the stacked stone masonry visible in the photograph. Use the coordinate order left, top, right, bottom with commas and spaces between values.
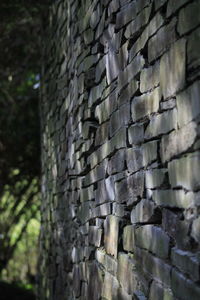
39, 0, 200, 299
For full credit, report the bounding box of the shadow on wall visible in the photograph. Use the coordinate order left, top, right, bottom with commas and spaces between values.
39, 0, 200, 299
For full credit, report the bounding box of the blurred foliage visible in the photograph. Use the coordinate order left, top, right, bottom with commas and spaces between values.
0, 0, 50, 287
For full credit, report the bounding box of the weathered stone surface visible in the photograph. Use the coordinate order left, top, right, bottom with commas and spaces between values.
108, 149, 125, 175
117, 253, 137, 294
176, 80, 200, 127
118, 79, 139, 105
149, 281, 173, 300
167, 0, 190, 17
116, 2, 137, 29
129, 11, 164, 60
128, 124, 144, 145
161, 122, 197, 162
95, 177, 115, 205
92, 203, 111, 218
125, 5, 152, 39
80, 186, 94, 202
177, 2, 200, 35
171, 247, 200, 282
126, 147, 143, 173
73, 264, 81, 298
148, 18, 177, 62
152, 189, 195, 209
115, 171, 144, 205
104, 215, 119, 258
87, 262, 103, 299
145, 168, 167, 189
187, 27, 200, 72
171, 268, 200, 300
77, 202, 91, 224
88, 226, 102, 247
143, 141, 157, 167
95, 122, 109, 146
191, 216, 200, 244
135, 225, 170, 258
140, 62, 160, 93
160, 39, 186, 99
160, 98, 176, 111
131, 199, 159, 224
131, 87, 161, 121
162, 208, 190, 249
118, 54, 145, 90
168, 152, 200, 190
88, 77, 107, 107
145, 109, 177, 139
123, 225, 135, 252
102, 272, 120, 300
135, 247, 171, 286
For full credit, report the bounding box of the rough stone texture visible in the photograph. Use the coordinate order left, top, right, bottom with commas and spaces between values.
160, 39, 186, 99
39, 1, 200, 299
135, 225, 170, 259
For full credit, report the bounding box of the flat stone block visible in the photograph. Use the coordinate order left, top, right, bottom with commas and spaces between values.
168, 152, 200, 190
104, 215, 119, 258
160, 38, 186, 99
135, 225, 170, 258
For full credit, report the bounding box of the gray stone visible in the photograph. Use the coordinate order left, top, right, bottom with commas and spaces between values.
176, 80, 200, 127
171, 268, 200, 300
108, 149, 125, 175
95, 122, 109, 147
123, 225, 135, 252
145, 109, 177, 139
126, 147, 143, 173
191, 216, 200, 243
135, 225, 170, 258
87, 262, 103, 300
162, 209, 190, 249
160, 98, 176, 110
168, 152, 200, 190
160, 39, 186, 99
118, 54, 145, 90
135, 247, 171, 286
116, 2, 137, 29
102, 272, 120, 300
106, 51, 121, 84
187, 27, 200, 72
143, 141, 157, 167
110, 127, 127, 151
167, 0, 190, 17
77, 202, 91, 224
115, 171, 144, 205
161, 122, 197, 162
149, 281, 173, 300
140, 62, 160, 93
80, 186, 94, 202
134, 290, 147, 300
125, 5, 152, 39
104, 254, 118, 276
129, 11, 164, 61
104, 215, 119, 258
88, 226, 102, 247
131, 87, 161, 122
117, 253, 137, 294
148, 18, 177, 62
118, 79, 139, 105
145, 168, 167, 189
92, 203, 111, 218
177, 2, 200, 35
128, 124, 144, 145
113, 203, 127, 218
152, 189, 195, 209
95, 177, 115, 205
131, 199, 159, 224
88, 77, 107, 107
171, 247, 200, 282
155, 0, 167, 11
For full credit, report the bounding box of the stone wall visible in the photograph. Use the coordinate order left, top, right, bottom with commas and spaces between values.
39, 0, 200, 299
